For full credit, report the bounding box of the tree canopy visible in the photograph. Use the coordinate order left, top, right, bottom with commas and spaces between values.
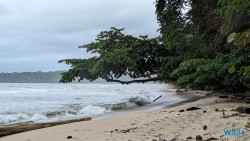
59, 28, 168, 84
59, 0, 250, 90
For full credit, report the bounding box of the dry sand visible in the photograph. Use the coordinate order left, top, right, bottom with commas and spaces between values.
1, 93, 250, 141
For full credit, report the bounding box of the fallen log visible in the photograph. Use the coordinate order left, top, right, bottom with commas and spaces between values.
0, 117, 92, 137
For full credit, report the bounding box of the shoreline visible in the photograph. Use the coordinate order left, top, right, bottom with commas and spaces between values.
93, 90, 206, 120
0, 90, 204, 137
1, 91, 250, 141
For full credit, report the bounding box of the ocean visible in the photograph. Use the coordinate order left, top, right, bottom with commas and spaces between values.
0, 83, 185, 125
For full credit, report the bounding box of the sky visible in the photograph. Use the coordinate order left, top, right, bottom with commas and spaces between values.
0, 0, 159, 72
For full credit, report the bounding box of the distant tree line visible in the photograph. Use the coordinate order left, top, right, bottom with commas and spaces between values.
0, 71, 64, 83
0, 71, 109, 83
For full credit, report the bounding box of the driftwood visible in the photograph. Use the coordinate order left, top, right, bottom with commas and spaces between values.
216, 109, 230, 118
0, 117, 92, 137
186, 107, 201, 111
222, 109, 226, 118
237, 106, 250, 114
153, 95, 162, 102
218, 95, 229, 99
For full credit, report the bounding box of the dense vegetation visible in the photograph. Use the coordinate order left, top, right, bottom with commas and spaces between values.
60, 0, 250, 91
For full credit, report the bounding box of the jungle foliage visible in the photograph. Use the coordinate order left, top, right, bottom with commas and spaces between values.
59, 0, 250, 90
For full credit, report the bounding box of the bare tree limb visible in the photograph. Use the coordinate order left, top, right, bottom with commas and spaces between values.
106, 77, 162, 85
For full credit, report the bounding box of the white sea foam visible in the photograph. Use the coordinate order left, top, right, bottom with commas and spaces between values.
79, 105, 108, 116
30, 113, 47, 122
0, 83, 185, 125
0, 113, 31, 124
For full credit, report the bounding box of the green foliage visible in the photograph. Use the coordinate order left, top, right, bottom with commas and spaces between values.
245, 122, 250, 128
59, 58, 100, 82
217, 0, 250, 34
171, 58, 224, 89
227, 33, 237, 43
227, 29, 250, 46
59, 27, 167, 84
155, 0, 186, 30
170, 46, 250, 89
228, 66, 236, 73
188, 0, 221, 45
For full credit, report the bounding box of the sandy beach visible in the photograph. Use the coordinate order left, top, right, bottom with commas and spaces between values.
1, 92, 250, 141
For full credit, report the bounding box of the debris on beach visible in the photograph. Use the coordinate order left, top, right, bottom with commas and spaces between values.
186, 107, 201, 111
196, 135, 202, 141
237, 106, 250, 114
67, 136, 72, 139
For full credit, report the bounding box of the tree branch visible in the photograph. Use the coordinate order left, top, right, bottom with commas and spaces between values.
106, 77, 162, 85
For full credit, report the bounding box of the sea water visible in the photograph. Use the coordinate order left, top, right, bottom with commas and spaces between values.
0, 83, 185, 125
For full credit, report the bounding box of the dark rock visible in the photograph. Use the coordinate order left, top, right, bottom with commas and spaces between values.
128, 96, 150, 106
203, 125, 207, 130
179, 109, 185, 112
111, 103, 127, 110
245, 97, 250, 103
237, 106, 250, 114
231, 95, 245, 100
218, 95, 228, 99
175, 89, 184, 93
186, 107, 201, 111
196, 135, 202, 141
186, 136, 193, 139
67, 136, 73, 139
203, 110, 207, 113
236, 96, 245, 100
121, 129, 130, 133
46, 111, 66, 117
215, 109, 219, 111
230, 96, 237, 99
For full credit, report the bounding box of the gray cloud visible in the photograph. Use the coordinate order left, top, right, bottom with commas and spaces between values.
0, 0, 159, 72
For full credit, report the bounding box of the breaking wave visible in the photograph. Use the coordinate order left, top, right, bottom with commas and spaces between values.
0, 83, 180, 125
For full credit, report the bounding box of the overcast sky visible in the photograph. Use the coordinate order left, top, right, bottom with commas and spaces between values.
0, 0, 159, 72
